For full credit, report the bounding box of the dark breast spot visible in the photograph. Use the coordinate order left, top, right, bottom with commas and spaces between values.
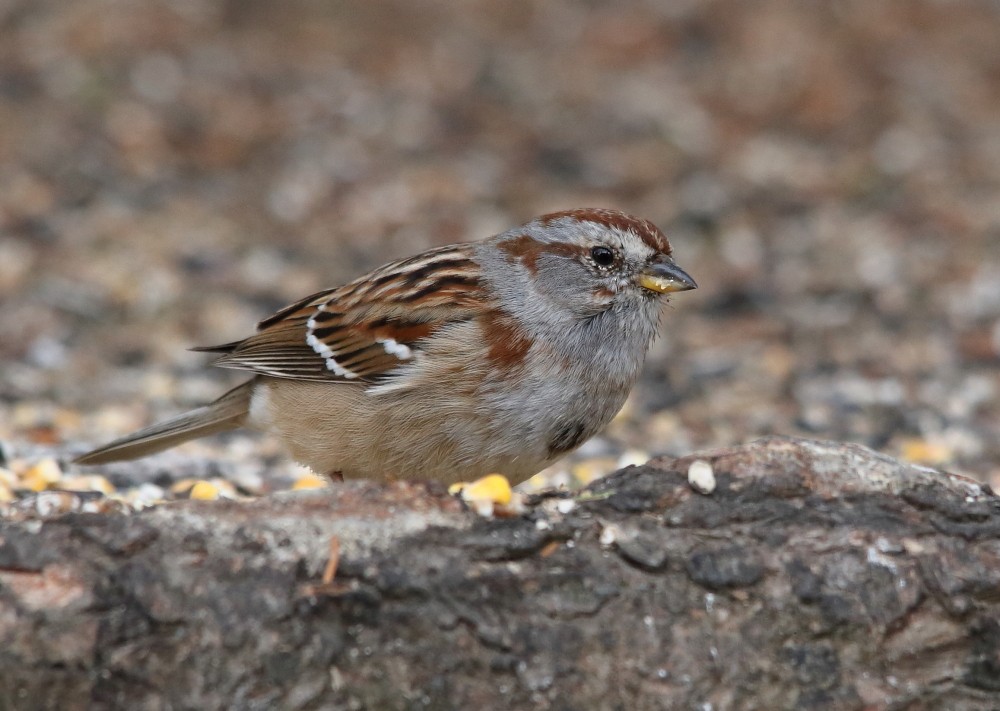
547, 422, 588, 457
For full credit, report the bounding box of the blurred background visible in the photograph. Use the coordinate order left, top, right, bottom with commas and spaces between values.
1, 0, 999, 494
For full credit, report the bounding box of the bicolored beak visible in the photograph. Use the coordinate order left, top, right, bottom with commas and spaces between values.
637, 256, 697, 294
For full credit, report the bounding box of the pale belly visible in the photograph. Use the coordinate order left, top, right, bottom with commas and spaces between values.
249, 372, 630, 486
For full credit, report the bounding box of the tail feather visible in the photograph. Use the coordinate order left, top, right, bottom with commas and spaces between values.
75, 380, 254, 465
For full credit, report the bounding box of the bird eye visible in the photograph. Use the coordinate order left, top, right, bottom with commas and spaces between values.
590, 246, 615, 267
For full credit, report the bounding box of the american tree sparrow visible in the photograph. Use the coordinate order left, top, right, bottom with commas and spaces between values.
76, 209, 696, 485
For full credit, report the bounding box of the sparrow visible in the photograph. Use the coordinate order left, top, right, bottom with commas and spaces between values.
76, 208, 696, 486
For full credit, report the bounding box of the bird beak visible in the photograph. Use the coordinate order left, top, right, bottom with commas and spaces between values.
637, 257, 698, 294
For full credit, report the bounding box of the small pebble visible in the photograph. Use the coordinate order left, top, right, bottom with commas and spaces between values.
688, 460, 717, 495
498, 491, 528, 516
126, 483, 167, 508
600, 523, 620, 546
616, 450, 649, 469
556, 498, 577, 514
34, 490, 81, 517
81, 497, 130, 515
226, 466, 265, 495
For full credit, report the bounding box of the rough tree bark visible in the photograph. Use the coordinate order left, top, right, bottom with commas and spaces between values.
1, 437, 999, 711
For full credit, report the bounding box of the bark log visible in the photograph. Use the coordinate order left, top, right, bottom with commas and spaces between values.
1, 437, 999, 711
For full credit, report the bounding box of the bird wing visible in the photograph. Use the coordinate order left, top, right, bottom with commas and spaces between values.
193, 244, 486, 383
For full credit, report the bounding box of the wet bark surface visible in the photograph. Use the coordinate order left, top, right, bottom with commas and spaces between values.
2, 437, 999, 710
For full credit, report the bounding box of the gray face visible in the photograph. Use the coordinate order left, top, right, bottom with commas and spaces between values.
484, 210, 676, 317
476, 208, 695, 365
526, 220, 666, 317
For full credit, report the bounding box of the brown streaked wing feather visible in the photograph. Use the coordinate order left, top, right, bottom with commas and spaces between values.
256, 286, 339, 330
192, 287, 337, 357
206, 244, 486, 382
189, 340, 243, 354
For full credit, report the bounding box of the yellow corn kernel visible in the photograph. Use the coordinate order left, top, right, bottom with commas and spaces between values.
456, 473, 512, 506
899, 438, 952, 466
292, 474, 328, 491
21, 458, 62, 492
189, 480, 221, 500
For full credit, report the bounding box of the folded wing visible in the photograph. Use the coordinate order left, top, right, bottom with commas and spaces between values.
197, 244, 485, 383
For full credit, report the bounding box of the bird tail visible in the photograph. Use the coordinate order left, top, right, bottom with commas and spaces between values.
74, 380, 254, 465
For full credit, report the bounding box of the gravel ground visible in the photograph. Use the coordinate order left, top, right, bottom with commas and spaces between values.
1, 1, 999, 503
